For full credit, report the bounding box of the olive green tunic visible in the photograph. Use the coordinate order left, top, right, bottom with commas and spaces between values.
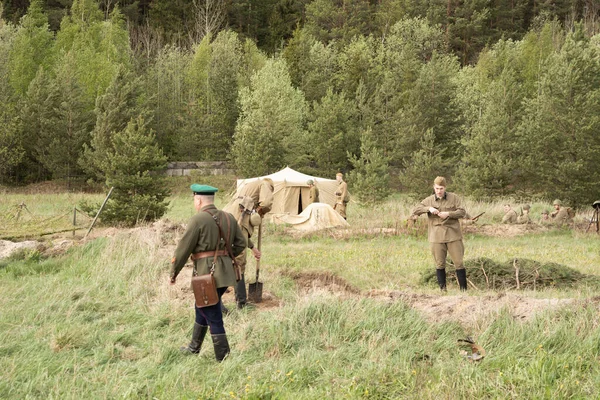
411, 192, 466, 243
170, 204, 246, 288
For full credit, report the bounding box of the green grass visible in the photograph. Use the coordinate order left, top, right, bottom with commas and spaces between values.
2, 182, 600, 398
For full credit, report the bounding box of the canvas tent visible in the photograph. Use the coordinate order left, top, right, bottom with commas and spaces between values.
272, 203, 349, 231
231, 167, 339, 215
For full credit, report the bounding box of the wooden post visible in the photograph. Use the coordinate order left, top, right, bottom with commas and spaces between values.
84, 187, 114, 239
73, 207, 77, 236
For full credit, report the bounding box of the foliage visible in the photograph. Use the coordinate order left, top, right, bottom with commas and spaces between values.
80, 65, 145, 180
399, 129, 450, 200
518, 26, 600, 207
96, 116, 170, 226
7, 0, 53, 97
53, 1, 131, 105
348, 128, 391, 204
35, 52, 95, 181
305, 88, 359, 176
144, 45, 192, 157
231, 58, 307, 176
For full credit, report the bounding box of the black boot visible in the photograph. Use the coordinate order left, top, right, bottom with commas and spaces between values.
456, 269, 468, 291
180, 322, 208, 354
212, 334, 230, 362
236, 274, 247, 309
436, 268, 447, 291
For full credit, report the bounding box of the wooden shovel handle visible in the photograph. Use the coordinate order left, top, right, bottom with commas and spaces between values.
255, 223, 262, 281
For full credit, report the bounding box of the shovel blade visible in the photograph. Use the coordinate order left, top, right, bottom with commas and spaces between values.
248, 281, 263, 303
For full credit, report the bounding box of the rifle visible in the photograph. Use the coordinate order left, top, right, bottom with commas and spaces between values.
470, 212, 485, 221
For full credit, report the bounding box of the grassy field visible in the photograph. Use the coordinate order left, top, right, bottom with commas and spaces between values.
2, 182, 600, 399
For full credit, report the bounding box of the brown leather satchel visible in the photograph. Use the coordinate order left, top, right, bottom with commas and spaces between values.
191, 244, 219, 308
191, 271, 218, 308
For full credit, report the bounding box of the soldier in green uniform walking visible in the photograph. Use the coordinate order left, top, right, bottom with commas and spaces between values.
223, 178, 274, 308
170, 184, 247, 361
410, 176, 468, 291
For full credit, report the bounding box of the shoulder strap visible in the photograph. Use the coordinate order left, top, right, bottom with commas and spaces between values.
203, 209, 241, 281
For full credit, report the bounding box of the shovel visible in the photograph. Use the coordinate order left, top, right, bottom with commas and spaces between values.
248, 223, 263, 303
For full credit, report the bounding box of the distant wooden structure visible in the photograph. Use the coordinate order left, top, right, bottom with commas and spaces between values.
165, 161, 233, 176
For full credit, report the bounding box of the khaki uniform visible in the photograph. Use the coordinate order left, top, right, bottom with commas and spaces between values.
334, 180, 349, 218
170, 204, 246, 288
516, 213, 531, 224
411, 192, 466, 270
223, 179, 274, 273
502, 209, 518, 224
307, 185, 320, 205
551, 207, 570, 226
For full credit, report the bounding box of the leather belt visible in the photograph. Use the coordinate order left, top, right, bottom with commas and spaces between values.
191, 250, 228, 260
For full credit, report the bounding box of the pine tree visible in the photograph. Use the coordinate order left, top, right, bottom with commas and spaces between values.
518, 26, 600, 206
306, 88, 360, 176
36, 52, 94, 182
80, 65, 144, 180
8, 0, 54, 97
97, 115, 170, 226
0, 13, 23, 182
348, 128, 391, 205
399, 129, 449, 200
145, 46, 192, 158
231, 58, 307, 176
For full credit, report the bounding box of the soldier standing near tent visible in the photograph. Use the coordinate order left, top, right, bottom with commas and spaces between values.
410, 176, 468, 291
306, 179, 319, 206
170, 184, 247, 361
224, 178, 274, 308
334, 173, 349, 219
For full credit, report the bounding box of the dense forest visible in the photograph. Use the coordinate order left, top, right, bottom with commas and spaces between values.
1, 0, 599, 206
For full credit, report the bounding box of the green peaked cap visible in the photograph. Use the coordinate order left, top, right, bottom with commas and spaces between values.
190, 184, 218, 195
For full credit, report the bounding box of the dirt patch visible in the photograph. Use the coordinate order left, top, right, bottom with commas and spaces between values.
162, 268, 578, 325
0, 239, 41, 259
366, 290, 575, 325
463, 223, 548, 237
283, 270, 361, 296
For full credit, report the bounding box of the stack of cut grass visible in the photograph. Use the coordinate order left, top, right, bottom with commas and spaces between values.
421, 257, 600, 290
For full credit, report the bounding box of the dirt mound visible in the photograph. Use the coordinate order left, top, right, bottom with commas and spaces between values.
463, 223, 548, 237
0, 239, 41, 259
367, 290, 575, 324
283, 270, 361, 295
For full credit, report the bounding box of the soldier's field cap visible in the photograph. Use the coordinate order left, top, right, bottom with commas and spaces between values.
542, 210, 549, 215
190, 184, 218, 195
553, 199, 562, 206
433, 176, 447, 186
